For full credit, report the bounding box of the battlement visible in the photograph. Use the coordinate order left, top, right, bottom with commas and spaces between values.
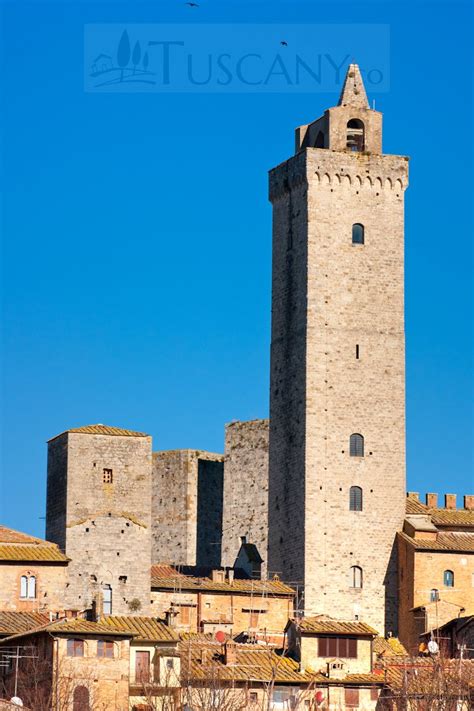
407, 491, 474, 511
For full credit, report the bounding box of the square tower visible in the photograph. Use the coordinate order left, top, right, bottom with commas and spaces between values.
268, 65, 408, 633
46, 424, 152, 615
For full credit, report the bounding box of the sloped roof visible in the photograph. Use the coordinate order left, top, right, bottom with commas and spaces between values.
0, 616, 135, 644
0, 611, 51, 637
179, 640, 384, 686
151, 564, 294, 595
98, 615, 179, 642
405, 499, 474, 528
373, 636, 408, 657
0, 526, 69, 563
293, 618, 378, 636
398, 531, 474, 552
240, 543, 263, 564
430, 508, 474, 528
49, 424, 149, 441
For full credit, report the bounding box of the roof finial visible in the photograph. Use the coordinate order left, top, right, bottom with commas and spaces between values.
338, 63, 369, 109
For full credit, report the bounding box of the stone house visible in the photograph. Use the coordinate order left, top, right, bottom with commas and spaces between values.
398, 493, 474, 654
0, 525, 69, 613
420, 615, 474, 659
150, 564, 295, 638
0, 617, 133, 710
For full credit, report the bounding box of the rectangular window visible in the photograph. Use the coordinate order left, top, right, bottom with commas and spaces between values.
249, 611, 259, 629
135, 650, 150, 683
97, 640, 114, 658
345, 688, 359, 707
102, 586, 112, 615
179, 606, 191, 625
103, 468, 113, 483
67, 639, 84, 657
371, 687, 379, 701
249, 692, 258, 704
317, 636, 357, 659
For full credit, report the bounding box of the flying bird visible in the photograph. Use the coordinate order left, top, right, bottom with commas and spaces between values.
280, 40, 288, 46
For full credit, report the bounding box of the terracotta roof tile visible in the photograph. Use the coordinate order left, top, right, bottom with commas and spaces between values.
0, 544, 69, 562
151, 568, 294, 596
0, 617, 136, 644
430, 508, 474, 528
0, 611, 51, 637
49, 424, 149, 441
398, 531, 474, 552
98, 615, 179, 642
295, 618, 378, 636
373, 636, 408, 657
0, 527, 69, 562
406, 499, 429, 514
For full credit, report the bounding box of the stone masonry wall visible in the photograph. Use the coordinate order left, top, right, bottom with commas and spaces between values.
221, 420, 270, 574
268, 132, 408, 634
46, 431, 152, 615
152, 450, 224, 566
0, 562, 68, 612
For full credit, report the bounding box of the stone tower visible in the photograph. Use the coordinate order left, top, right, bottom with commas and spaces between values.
268, 65, 408, 633
46, 424, 152, 615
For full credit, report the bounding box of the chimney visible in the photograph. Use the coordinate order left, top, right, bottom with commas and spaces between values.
227, 569, 234, 585
407, 492, 419, 501
211, 569, 225, 583
445, 494, 456, 510
200, 647, 210, 665
426, 493, 438, 508
463, 495, 474, 511
224, 640, 237, 666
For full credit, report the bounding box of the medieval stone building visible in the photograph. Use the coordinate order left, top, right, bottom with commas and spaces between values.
267, 64, 408, 634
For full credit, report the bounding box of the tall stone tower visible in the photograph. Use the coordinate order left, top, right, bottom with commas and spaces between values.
268, 65, 408, 633
46, 424, 152, 615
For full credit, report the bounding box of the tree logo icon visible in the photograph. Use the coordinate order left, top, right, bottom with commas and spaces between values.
89, 30, 155, 86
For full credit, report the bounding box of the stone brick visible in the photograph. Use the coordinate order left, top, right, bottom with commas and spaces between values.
221, 420, 269, 573
151, 450, 224, 566
268, 64, 407, 634
46, 429, 153, 615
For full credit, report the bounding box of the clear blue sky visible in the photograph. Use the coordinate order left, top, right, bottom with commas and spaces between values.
1, 0, 472, 538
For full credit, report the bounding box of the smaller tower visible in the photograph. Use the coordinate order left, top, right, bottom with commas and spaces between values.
46, 424, 152, 615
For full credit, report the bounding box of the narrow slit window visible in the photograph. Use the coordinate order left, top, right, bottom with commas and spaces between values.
356, 344, 360, 359
350, 566, 363, 589
349, 486, 363, 511
350, 433, 364, 457
102, 585, 112, 615
443, 570, 454, 587
352, 223, 364, 244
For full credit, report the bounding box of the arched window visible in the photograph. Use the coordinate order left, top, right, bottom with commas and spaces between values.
350, 433, 364, 457
346, 119, 364, 151
352, 223, 364, 244
350, 566, 363, 589
20, 575, 36, 599
103, 585, 112, 615
73, 685, 90, 711
349, 486, 363, 511
443, 570, 454, 587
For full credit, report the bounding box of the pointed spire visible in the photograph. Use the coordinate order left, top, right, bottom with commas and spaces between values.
338, 64, 369, 109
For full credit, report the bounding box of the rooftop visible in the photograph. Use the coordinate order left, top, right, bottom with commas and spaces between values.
0, 525, 69, 563
98, 615, 179, 642
0, 611, 51, 637
399, 531, 474, 552
48, 424, 149, 441
290, 617, 378, 636
151, 565, 295, 596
